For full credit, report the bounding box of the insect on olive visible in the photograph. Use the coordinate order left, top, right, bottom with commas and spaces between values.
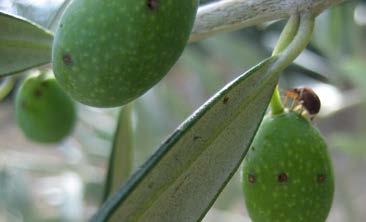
284, 87, 321, 119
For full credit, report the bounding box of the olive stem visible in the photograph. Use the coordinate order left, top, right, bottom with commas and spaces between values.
269, 15, 300, 115
270, 85, 285, 115
189, 0, 345, 42
268, 13, 315, 114
272, 15, 300, 57
269, 13, 315, 75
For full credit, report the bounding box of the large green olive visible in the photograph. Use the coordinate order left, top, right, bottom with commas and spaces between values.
52, 0, 199, 107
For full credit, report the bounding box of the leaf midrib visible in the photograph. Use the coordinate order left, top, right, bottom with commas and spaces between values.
133, 73, 277, 222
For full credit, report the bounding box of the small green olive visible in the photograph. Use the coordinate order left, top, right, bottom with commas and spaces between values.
15, 73, 76, 143
242, 111, 334, 222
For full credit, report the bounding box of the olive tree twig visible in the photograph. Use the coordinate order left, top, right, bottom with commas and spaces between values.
189, 0, 348, 42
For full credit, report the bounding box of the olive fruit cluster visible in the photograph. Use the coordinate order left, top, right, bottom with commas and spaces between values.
15, 73, 76, 143
242, 111, 334, 222
52, 0, 199, 107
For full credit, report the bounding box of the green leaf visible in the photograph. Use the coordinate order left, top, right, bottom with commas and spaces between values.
103, 104, 134, 202
92, 57, 279, 222
0, 76, 15, 101
0, 12, 53, 77
47, 0, 72, 30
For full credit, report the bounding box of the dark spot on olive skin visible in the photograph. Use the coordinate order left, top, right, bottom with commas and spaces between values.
34, 88, 43, 98
148, 183, 154, 189
317, 174, 326, 183
248, 173, 256, 183
277, 173, 288, 183
60, 23, 64, 28
223, 96, 229, 104
193, 135, 201, 141
147, 0, 158, 10
62, 53, 73, 66
41, 81, 49, 88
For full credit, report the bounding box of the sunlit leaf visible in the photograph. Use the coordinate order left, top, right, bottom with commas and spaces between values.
92, 57, 279, 222
0, 12, 53, 77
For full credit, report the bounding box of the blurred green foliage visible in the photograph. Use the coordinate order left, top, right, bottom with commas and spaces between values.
1, 0, 366, 221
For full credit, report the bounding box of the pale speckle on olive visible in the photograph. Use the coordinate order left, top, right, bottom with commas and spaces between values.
260, 185, 267, 191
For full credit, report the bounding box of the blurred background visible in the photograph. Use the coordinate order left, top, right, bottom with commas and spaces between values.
1, 0, 366, 221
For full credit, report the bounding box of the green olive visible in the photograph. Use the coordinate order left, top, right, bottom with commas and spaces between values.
52, 0, 199, 107
15, 73, 76, 143
242, 111, 334, 222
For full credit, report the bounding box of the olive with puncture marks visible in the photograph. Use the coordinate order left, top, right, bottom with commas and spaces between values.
242, 111, 334, 222
52, 0, 199, 107
15, 73, 76, 143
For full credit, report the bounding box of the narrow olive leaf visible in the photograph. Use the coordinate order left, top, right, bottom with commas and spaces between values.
46, 0, 71, 30
0, 12, 53, 77
92, 57, 279, 222
0, 76, 15, 101
103, 104, 134, 202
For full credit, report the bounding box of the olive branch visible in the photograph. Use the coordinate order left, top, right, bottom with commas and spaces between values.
189, 0, 348, 42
